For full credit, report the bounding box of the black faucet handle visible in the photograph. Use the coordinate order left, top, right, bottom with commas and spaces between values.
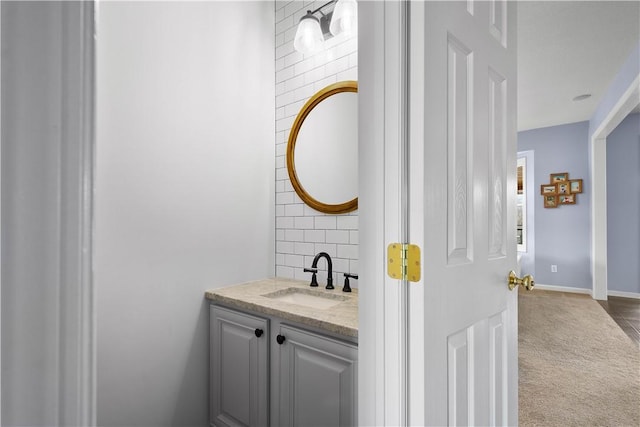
343, 273, 358, 292
304, 268, 319, 287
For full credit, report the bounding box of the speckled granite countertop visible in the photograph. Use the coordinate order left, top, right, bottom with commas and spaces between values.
205, 277, 358, 338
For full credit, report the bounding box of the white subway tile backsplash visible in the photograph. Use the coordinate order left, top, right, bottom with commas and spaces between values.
275, 167, 288, 181
276, 265, 295, 278
275, 15, 293, 35
275, 89, 295, 107
276, 42, 293, 61
276, 240, 294, 254
325, 55, 349, 77
285, 100, 305, 118
276, 216, 293, 229
304, 229, 325, 243
313, 75, 338, 92
294, 242, 315, 256
276, 191, 294, 205
275, 33, 284, 48
274, 3, 358, 282
326, 230, 350, 244
303, 205, 319, 216
337, 215, 358, 230
283, 179, 295, 193
284, 52, 303, 69
294, 57, 315, 76
305, 66, 327, 85
285, 254, 304, 268
337, 68, 358, 82
349, 259, 358, 275
314, 243, 337, 257
314, 216, 336, 229
293, 83, 316, 104
294, 268, 310, 281
285, 229, 304, 242
349, 51, 358, 68
283, 1, 304, 21
332, 257, 349, 275
294, 216, 314, 229
284, 204, 304, 217
283, 26, 297, 44
337, 244, 358, 259
275, 63, 294, 82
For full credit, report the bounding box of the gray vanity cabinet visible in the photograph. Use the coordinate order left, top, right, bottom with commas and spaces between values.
210, 305, 269, 427
273, 325, 358, 427
210, 304, 357, 427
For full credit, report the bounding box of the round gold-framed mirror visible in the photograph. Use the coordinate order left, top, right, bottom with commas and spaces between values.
286, 80, 358, 214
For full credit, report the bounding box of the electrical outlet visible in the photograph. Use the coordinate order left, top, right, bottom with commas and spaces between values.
551, 264, 558, 273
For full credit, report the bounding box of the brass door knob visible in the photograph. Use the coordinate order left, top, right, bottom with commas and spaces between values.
508, 271, 535, 291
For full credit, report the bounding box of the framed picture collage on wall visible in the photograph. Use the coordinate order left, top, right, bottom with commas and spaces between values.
541, 172, 583, 208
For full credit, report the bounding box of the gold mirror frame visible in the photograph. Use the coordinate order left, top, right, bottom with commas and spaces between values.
286, 80, 358, 214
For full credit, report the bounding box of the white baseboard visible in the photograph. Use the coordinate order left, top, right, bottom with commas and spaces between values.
533, 284, 592, 295
607, 290, 640, 299
533, 284, 640, 300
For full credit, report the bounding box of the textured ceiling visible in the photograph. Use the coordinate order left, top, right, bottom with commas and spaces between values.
517, 1, 640, 131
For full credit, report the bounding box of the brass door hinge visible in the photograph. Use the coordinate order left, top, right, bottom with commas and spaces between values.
387, 243, 421, 282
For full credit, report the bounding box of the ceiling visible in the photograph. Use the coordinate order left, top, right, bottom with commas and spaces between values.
517, 1, 640, 131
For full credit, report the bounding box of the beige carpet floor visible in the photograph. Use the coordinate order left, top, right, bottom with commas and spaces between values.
519, 290, 640, 426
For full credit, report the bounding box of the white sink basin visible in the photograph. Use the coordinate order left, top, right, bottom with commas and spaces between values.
262, 288, 346, 310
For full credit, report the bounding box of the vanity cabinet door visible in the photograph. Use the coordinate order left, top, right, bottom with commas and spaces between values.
275, 325, 357, 427
210, 306, 269, 427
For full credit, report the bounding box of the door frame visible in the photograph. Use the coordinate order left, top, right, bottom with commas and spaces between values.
590, 74, 640, 300
358, 1, 408, 425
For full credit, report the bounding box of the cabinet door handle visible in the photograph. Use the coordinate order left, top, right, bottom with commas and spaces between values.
276, 334, 286, 345
254, 328, 264, 338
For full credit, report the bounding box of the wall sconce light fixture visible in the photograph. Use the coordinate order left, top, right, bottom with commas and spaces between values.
293, 0, 358, 55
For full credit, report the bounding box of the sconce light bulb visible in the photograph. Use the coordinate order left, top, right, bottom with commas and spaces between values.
330, 0, 358, 37
294, 13, 324, 54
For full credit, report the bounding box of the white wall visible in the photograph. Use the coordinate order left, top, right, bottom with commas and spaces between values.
1, 4, 63, 423
2, 2, 94, 425
274, 1, 359, 287
95, 2, 274, 426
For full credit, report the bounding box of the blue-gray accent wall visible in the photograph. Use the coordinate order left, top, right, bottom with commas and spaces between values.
606, 113, 640, 293
518, 121, 592, 288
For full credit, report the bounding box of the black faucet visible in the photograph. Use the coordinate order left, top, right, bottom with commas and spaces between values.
308, 252, 334, 290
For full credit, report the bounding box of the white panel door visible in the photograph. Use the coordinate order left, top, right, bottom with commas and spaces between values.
409, 1, 518, 425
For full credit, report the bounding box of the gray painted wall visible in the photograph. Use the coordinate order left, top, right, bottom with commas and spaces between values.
606, 113, 640, 293
518, 121, 592, 288
95, 2, 274, 426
